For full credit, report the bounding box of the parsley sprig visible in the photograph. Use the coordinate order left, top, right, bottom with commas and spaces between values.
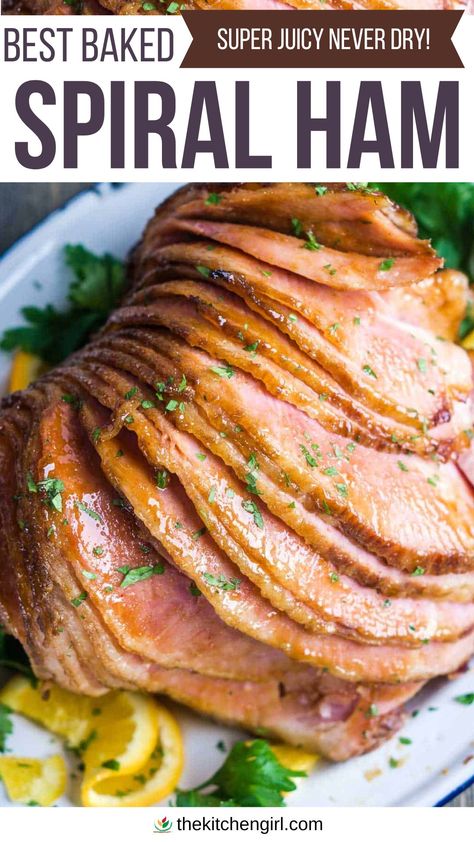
0, 245, 125, 365
176, 739, 306, 807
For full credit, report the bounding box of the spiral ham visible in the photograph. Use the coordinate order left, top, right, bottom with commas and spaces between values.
1, 182, 473, 760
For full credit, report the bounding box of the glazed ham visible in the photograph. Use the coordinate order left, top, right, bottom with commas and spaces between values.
1, 183, 474, 760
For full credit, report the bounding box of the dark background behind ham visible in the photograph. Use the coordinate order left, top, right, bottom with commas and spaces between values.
0, 184, 91, 258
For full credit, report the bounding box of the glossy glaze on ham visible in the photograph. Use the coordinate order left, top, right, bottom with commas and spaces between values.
1, 183, 473, 760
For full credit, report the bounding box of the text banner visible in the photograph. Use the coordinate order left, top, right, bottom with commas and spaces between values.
181, 10, 464, 69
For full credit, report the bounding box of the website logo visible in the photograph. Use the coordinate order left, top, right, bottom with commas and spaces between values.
154, 817, 173, 833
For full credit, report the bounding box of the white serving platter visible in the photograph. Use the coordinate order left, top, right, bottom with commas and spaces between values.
0, 182, 473, 808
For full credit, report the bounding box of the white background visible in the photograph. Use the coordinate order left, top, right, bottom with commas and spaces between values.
0, 13, 473, 180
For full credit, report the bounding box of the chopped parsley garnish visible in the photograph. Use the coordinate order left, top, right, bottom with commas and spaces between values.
366, 704, 379, 718
397, 461, 409, 472
315, 185, 328, 196
71, 592, 88, 607
141, 400, 155, 410
288, 314, 298, 323
156, 469, 169, 489
304, 232, 321, 252
165, 400, 179, 412
178, 374, 187, 392
379, 258, 395, 272
119, 564, 164, 589
247, 453, 259, 472
362, 364, 377, 379
203, 573, 240, 592
335, 483, 348, 498
454, 693, 474, 705
245, 453, 260, 495
192, 527, 207, 540
26, 473, 37, 494
125, 387, 138, 400
196, 453, 207, 462
329, 572, 339, 583
196, 265, 211, 278
176, 739, 305, 807
300, 444, 317, 468
189, 582, 201, 597
411, 566, 425, 576
291, 218, 303, 236
33, 477, 65, 513
245, 471, 260, 495
76, 501, 103, 523
241, 499, 264, 529
205, 193, 222, 206
399, 737, 412, 745
61, 393, 81, 407
417, 358, 428, 373
244, 341, 259, 354
210, 364, 234, 379
346, 182, 373, 192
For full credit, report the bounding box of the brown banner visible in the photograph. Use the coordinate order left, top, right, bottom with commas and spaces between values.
181, 10, 463, 69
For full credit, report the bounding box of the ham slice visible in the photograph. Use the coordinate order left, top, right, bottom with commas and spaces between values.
170, 183, 426, 256
172, 219, 442, 292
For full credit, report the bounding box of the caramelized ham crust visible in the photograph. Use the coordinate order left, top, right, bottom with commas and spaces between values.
1, 183, 473, 761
